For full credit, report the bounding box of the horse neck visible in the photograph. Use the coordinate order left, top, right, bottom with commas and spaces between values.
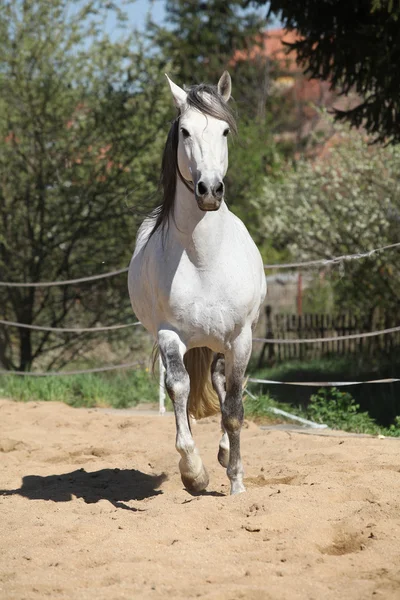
170, 177, 228, 264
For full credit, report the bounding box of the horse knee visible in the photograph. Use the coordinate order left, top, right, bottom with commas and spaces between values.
221, 402, 244, 434
165, 367, 189, 402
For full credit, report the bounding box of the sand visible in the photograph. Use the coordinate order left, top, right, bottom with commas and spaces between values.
1, 397, 400, 600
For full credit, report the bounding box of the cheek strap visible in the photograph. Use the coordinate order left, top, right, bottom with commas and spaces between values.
175, 115, 195, 194
177, 162, 195, 193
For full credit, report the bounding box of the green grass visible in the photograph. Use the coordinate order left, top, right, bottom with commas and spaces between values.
0, 368, 160, 409
243, 391, 291, 423
2, 353, 399, 437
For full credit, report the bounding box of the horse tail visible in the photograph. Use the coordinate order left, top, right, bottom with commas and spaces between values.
153, 345, 220, 420
184, 348, 220, 420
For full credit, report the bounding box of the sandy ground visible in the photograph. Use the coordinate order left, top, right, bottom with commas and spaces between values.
1, 398, 400, 600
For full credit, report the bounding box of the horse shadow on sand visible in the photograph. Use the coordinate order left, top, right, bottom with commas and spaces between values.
0, 468, 168, 512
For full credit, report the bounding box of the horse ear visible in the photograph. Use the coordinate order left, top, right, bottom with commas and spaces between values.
217, 71, 231, 102
165, 74, 187, 109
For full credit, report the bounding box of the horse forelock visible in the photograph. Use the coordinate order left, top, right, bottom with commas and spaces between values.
185, 84, 237, 134
149, 83, 236, 240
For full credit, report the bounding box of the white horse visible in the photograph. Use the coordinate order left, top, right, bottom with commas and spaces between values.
128, 72, 266, 495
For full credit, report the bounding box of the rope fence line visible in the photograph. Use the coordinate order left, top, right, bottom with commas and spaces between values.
0, 318, 142, 333
252, 324, 400, 344
0, 360, 146, 377
0, 359, 397, 385
0, 241, 399, 288
263, 241, 400, 270
0, 267, 129, 288
1, 318, 400, 342
0, 242, 399, 380
1, 365, 398, 385
248, 377, 400, 387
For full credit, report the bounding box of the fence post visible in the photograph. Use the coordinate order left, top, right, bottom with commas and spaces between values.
258, 304, 275, 368
297, 271, 303, 316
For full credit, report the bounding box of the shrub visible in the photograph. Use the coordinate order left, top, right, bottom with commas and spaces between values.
304, 387, 400, 435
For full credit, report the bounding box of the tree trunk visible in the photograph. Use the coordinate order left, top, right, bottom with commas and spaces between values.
17, 289, 35, 371
19, 328, 33, 371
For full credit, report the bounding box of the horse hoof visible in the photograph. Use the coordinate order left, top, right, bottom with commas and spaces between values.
181, 465, 209, 493
218, 446, 229, 468
230, 481, 246, 495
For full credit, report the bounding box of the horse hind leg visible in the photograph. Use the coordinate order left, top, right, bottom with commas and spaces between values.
159, 330, 209, 493
211, 353, 229, 468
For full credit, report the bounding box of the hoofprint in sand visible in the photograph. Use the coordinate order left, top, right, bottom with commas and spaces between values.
1, 398, 400, 600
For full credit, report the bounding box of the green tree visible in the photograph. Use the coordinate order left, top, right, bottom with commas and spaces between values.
259, 120, 400, 322
0, 0, 170, 371
248, 0, 400, 143
150, 0, 264, 89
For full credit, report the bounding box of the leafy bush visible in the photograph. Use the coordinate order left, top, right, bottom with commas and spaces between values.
259, 120, 400, 320
304, 387, 378, 432
386, 416, 400, 437
303, 387, 400, 436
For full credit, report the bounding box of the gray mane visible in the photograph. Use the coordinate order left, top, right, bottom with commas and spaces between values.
149, 83, 237, 239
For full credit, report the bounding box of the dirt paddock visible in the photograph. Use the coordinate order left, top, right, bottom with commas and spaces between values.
1, 398, 400, 599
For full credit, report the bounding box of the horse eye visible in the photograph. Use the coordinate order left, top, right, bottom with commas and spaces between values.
181, 128, 190, 139
223, 128, 230, 137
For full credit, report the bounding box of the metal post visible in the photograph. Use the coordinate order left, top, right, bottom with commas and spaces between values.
159, 354, 166, 415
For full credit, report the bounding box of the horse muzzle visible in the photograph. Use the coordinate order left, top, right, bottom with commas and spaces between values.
195, 179, 224, 211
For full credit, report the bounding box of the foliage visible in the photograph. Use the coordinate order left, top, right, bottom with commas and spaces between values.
248, 0, 400, 143
0, 368, 160, 408
304, 387, 378, 432
303, 387, 400, 436
249, 355, 400, 430
244, 391, 281, 422
245, 376, 400, 436
149, 0, 265, 93
259, 120, 400, 320
0, 0, 171, 370
2, 363, 400, 437
227, 119, 283, 253
245, 382, 400, 436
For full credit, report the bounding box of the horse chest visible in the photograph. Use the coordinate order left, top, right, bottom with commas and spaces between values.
129, 212, 265, 348
165, 259, 258, 342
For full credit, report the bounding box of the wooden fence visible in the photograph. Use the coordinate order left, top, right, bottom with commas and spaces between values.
257, 305, 400, 366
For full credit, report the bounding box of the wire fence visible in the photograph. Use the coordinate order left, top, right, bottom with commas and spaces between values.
248, 376, 400, 387
0, 267, 129, 287
252, 324, 400, 344
1, 239, 399, 288
0, 361, 145, 377
0, 318, 141, 333
1, 238, 399, 381
263, 241, 400, 270
1, 317, 399, 342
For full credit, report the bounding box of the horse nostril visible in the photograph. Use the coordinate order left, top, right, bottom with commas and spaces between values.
213, 182, 224, 198
197, 181, 208, 196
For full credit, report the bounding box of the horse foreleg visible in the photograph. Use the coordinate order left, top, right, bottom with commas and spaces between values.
158, 330, 209, 493
211, 353, 229, 468
222, 331, 252, 495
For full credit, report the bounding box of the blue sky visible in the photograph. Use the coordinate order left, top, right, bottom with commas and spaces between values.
105, 1, 280, 36
125, 0, 165, 30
